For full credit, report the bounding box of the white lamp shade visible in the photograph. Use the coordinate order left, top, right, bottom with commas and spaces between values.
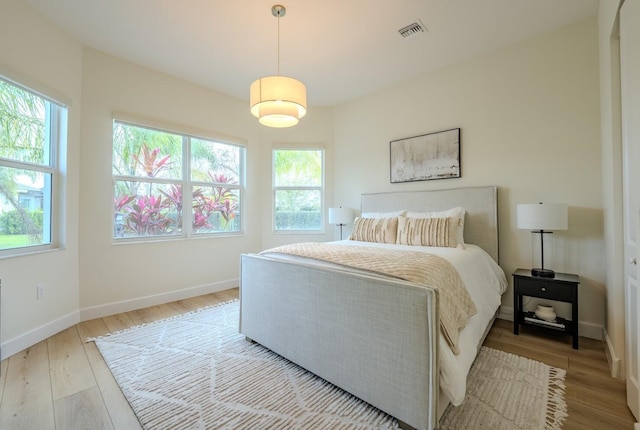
517, 203, 568, 231
328, 207, 353, 225
250, 76, 307, 128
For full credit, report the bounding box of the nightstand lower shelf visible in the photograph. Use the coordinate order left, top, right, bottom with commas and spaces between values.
521, 311, 573, 333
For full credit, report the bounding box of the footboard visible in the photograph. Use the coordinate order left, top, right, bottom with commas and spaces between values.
239, 253, 439, 430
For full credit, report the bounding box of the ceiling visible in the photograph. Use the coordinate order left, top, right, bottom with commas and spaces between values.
26, 0, 599, 107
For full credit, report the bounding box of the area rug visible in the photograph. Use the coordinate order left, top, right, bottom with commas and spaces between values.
92, 300, 567, 430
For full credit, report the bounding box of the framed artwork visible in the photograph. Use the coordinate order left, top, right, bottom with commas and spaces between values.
390, 128, 461, 183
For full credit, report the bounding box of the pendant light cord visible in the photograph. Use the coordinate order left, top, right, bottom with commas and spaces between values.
277, 10, 281, 76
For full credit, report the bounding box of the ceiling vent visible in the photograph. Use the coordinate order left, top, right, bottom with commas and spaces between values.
398, 20, 427, 39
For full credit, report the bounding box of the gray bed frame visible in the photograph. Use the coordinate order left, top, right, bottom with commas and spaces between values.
239, 186, 498, 430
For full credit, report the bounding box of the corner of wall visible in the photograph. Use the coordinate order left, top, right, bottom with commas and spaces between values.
0, 310, 80, 361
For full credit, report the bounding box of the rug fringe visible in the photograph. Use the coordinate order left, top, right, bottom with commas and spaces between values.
544, 366, 568, 430
84, 299, 239, 343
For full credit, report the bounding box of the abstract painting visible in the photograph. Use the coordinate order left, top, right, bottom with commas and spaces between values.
390, 128, 461, 183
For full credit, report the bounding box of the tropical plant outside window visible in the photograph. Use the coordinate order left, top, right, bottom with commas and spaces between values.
273, 148, 323, 232
113, 121, 243, 240
0, 78, 64, 254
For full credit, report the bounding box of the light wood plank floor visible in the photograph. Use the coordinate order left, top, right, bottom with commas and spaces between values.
0, 288, 635, 429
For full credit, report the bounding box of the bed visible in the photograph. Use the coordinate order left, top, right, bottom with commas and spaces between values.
239, 186, 507, 430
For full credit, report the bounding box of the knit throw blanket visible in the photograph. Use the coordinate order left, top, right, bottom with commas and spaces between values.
262, 242, 477, 354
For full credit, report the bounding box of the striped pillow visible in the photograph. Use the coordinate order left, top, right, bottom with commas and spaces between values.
406, 207, 465, 245
396, 216, 458, 247
349, 217, 398, 244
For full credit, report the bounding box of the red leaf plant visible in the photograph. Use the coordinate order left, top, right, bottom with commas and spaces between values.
133, 143, 171, 178
114, 171, 238, 236
209, 172, 237, 223
191, 173, 238, 232
159, 184, 183, 214
121, 194, 175, 236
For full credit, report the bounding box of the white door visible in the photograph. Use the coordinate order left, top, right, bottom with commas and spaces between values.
621, 0, 640, 421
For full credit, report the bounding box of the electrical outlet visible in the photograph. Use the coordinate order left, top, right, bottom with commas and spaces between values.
36, 284, 45, 299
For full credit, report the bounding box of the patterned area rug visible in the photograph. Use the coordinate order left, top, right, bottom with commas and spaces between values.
92, 300, 567, 430
439, 347, 567, 430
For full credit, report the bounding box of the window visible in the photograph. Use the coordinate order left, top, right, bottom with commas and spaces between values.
0, 78, 65, 255
273, 148, 324, 232
112, 121, 243, 240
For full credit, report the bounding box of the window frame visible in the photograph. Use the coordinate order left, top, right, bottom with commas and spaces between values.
111, 118, 245, 243
272, 147, 325, 234
0, 76, 65, 258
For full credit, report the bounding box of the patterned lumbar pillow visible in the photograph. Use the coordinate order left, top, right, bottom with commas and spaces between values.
405, 207, 465, 246
396, 215, 459, 247
349, 216, 398, 244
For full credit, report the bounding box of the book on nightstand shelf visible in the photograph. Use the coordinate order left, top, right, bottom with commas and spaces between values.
523, 311, 567, 331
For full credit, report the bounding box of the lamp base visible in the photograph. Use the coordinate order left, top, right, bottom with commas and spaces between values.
531, 268, 555, 278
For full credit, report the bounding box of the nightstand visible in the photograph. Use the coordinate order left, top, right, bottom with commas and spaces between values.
512, 268, 580, 349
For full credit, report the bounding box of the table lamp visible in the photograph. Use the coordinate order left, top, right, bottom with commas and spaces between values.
328, 207, 353, 240
516, 202, 568, 278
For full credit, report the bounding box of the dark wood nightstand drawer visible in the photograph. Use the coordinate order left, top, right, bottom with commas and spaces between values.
516, 277, 573, 302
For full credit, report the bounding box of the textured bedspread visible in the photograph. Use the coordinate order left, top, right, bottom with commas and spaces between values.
263, 242, 477, 354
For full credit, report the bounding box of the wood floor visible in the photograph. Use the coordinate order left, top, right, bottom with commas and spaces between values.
0, 288, 635, 429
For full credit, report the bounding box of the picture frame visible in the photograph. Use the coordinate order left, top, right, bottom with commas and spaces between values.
390, 128, 461, 183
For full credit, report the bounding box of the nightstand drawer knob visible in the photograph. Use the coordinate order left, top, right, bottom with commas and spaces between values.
541, 287, 546, 292
632, 258, 638, 266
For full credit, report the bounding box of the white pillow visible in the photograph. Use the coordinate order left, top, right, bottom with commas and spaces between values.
406, 207, 465, 245
360, 210, 406, 219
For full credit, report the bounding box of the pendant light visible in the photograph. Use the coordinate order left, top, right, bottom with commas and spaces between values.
250, 4, 307, 128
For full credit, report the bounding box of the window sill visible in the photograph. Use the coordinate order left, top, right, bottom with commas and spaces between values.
0, 246, 63, 261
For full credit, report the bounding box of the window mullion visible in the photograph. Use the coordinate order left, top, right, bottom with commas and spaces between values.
183, 136, 191, 238
0, 158, 54, 172
274, 186, 322, 191
112, 175, 182, 185
46, 101, 59, 246
191, 180, 241, 189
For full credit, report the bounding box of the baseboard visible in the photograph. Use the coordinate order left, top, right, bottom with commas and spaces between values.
497, 306, 603, 341
604, 328, 623, 379
497, 305, 514, 321
79, 278, 238, 321
1, 278, 238, 361
579, 320, 604, 341
1, 310, 80, 361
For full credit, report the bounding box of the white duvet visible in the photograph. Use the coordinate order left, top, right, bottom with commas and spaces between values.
262, 240, 507, 406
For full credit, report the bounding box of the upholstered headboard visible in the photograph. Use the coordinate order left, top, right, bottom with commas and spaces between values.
361, 186, 499, 263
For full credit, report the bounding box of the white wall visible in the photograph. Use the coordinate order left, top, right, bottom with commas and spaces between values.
333, 18, 604, 337
0, 0, 83, 358
599, 0, 625, 377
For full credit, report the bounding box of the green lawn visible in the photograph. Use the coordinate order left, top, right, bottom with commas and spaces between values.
0, 234, 33, 249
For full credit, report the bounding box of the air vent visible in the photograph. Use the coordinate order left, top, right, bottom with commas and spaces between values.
398, 20, 427, 39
